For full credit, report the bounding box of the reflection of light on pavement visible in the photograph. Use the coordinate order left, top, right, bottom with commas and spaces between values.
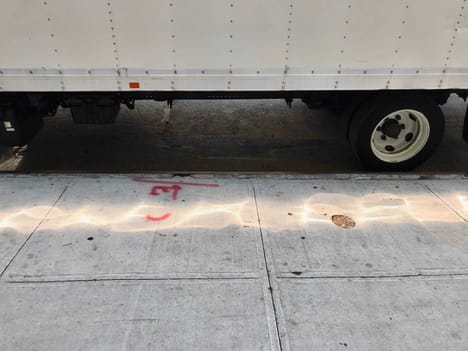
459, 195, 468, 213
0, 206, 53, 231
0, 201, 251, 233
299, 193, 411, 225
22, 206, 54, 219
355, 195, 410, 223
187, 202, 247, 222
300, 203, 338, 224
77, 212, 109, 226
126, 204, 168, 220
79, 215, 93, 224
297, 192, 457, 226
121, 201, 249, 231
0, 192, 463, 233
0, 218, 10, 228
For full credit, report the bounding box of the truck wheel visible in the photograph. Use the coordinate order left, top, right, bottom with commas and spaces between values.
463, 104, 468, 143
349, 94, 445, 171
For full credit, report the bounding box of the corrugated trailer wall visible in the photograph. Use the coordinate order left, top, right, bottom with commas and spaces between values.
0, 0, 467, 92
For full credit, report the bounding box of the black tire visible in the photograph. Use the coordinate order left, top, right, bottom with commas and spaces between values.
348, 94, 445, 171
463, 106, 468, 142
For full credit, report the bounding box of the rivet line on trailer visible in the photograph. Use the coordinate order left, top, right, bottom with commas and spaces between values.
169, 1, 176, 90
386, 3, 409, 90
106, 1, 122, 91
42, 1, 65, 91
335, 2, 353, 90
227, 1, 235, 90
440, 0, 467, 89
282, 3, 295, 91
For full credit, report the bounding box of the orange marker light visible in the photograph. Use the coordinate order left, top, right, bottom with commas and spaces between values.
129, 82, 140, 89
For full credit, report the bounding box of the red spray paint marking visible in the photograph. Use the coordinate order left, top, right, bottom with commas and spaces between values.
133, 178, 219, 188
146, 213, 172, 222
133, 178, 220, 222
150, 185, 182, 200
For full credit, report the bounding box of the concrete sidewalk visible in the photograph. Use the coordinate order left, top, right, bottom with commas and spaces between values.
0, 174, 467, 350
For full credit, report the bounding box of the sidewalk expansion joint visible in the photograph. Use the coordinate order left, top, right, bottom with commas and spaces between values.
278, 272, 468, 281
253, 185, 284, 351
3, 276, 261, 284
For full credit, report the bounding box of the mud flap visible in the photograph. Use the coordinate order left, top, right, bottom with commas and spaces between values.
0, 105, 43, 146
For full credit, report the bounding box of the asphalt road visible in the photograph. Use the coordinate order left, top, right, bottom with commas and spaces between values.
1, 94, 467, 173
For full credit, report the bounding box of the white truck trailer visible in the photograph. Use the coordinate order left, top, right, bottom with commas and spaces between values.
1, 0, 468, 170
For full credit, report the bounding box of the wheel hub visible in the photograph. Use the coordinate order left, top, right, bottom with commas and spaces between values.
380, 118, 404, 139
370, 109, 431, 163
